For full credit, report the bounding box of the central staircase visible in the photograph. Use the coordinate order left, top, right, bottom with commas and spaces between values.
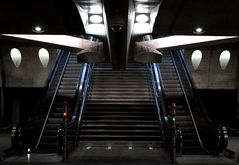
77, 64, 162, 148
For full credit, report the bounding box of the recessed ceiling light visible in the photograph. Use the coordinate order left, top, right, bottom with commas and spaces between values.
193, 27, 205, 34
135, 14, 149, 23
32, 25, 44, 33
89, 15, 103, 24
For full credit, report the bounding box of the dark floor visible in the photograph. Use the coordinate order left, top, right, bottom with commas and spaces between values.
1, 131, 239, 165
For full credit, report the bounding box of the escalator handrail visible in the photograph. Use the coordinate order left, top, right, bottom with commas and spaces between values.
74, 64, 93, 146
30, 51, 71, 152
153, 63, 171, 126
147, 64, 164, 133
30, 49, 64, 120
170, 52, 210, 153
72, 63, 88, 117
176, 50, 214, 124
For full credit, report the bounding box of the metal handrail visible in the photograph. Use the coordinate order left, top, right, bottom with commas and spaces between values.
30, 51, 71, 152
74, 64, 93, 146
170, 52, 210, 153
147, 64, 164, 137
153, 63, 170, 126
72, 63, 88, 117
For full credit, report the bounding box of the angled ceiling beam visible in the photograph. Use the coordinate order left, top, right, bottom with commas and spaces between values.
136, 35, 239, 50
0, 34, 102, 50
0, 34, 104, 63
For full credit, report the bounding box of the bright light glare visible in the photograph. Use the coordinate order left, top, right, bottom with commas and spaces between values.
136, 14, 149, 23
219, 50, 231, 70
89, 15, 103, 23
194, 27, 205, 34
87, 24, 105, 35
133, 23, 151, 34
33, 26, 44, 33
136, 4, 149, 13
89, 6, 102, 14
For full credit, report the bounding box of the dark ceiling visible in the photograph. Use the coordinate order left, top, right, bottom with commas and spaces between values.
153, 0, 239, 36
0, 0, 85, 34
0, 0, 239, 69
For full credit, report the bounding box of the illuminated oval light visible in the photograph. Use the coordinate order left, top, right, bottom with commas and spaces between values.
191, 50, 202, 70
32, 25, 44, 33
10, 48, 22, 68
219, 50, 230, 70
193, 27, 205, 34
135, 14, 149, 23
89, 15, 103, 24
38, 48, 49, 68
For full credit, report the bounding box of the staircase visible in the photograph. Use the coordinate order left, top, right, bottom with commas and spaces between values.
78, 64, 162, 148
38, 53, 83, 152
158, 54, 202, 154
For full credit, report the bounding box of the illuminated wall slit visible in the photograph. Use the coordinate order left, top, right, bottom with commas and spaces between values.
191, 50, 202, 70
219, 50, 230, 70
10, 48, 22, 68
38, 48, 49, 68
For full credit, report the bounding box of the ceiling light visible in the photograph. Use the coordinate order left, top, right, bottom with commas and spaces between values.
32, 25, 44, 33
135, 14, 149, 23
193, 27, 205, 34
89, 15, 103, 24
86, 146, 91, 150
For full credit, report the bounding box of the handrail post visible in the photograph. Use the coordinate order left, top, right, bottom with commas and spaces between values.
62, 101, 68, 162
170, 102, 176, 163
176, 126, 183, 157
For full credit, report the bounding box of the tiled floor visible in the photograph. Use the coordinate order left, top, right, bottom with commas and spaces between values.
1, 132, 239, 164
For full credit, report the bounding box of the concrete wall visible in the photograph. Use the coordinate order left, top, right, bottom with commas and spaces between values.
1, 46, 57, 87
183, 48, 238, 89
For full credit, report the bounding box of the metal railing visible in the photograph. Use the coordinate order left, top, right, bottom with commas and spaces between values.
147, 64, 165, 144
73, 64, 93, 146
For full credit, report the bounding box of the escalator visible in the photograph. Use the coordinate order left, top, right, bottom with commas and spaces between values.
76, 64, 162, 148
158, 53, 201, 154
21, 50, 86, 153
153, 50, 227, 154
